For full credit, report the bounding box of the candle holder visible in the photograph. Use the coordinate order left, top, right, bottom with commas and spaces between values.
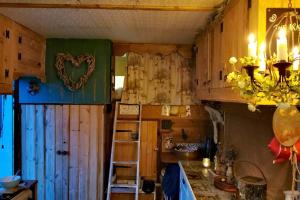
202, 158, 211, 168
243, 65, 261, 90
243, 65, 259, 80
273, 61, 292, 87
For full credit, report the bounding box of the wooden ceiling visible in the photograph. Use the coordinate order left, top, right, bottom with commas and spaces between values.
0, 0, 224, 44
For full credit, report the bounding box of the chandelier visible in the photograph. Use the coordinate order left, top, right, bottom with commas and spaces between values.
227, 0, 300, 111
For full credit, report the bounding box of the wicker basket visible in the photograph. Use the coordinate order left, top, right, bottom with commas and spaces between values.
234, 160, 267, 200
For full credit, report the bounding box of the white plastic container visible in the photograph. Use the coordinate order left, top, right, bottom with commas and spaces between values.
284, 190, 300, 200
0, 176, 21, 189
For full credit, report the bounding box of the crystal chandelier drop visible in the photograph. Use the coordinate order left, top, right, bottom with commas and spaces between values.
227, 0, 300, 111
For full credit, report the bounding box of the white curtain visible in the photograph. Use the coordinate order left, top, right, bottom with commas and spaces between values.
121, 52, 195, 105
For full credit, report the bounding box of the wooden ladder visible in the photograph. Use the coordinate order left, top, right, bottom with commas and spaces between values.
106, 102, 142, 200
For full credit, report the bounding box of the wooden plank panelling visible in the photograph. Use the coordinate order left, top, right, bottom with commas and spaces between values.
55, 105, 63, 200
78, 106, 90, 200
26, 105, 36, 179
45, 105, 55, 200
62, 105, 69, 200
89, 105, 99, 200
35, 105, 45, 200
69, 105, 79, 200
21, 105, 105, 200
97, 106, 105, 200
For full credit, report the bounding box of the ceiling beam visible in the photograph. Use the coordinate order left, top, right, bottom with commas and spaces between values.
0, 3, 215, 12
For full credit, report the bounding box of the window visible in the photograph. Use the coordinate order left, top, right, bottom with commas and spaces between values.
0, 95, 14, 177
114, 55, 127, 100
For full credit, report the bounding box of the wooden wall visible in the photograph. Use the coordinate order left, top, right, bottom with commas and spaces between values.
21, 105, 105, 200
141, 105, 211, 144
222, 103, 291, 200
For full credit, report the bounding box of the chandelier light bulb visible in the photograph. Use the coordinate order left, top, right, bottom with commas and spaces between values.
248, 33, 257, 58
248, 33, 255, 43
277, 28, 288, 61
259, 42, 266, 71
278, 28, 287, 39
260, 42, 266, 51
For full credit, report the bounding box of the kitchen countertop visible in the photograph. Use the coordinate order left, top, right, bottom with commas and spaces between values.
179, 161, 234, 200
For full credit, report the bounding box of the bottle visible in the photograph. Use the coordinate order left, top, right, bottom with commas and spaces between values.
214, 155, 219, 171
226, 164, 233, 184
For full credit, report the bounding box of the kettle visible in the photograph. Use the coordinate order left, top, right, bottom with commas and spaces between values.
142, 180, 155, 194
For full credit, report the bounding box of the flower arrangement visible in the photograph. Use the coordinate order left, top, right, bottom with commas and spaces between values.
226, 56, 300, 112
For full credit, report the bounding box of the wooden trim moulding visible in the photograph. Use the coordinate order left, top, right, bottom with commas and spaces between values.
0, 3, 215, 12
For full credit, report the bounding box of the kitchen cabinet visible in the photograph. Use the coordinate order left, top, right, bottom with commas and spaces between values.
179, 164, 195, 200
14, 22, 45, 81
0, 14, 45, 94
0, 14, 14, 94
195, 0, 248, 102
195, 29, 212, 99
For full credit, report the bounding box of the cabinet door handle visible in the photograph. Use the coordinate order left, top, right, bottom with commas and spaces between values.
18, 53, 22, 60
61, 151, 69, 156
57, 150, 69, 155
219, 70, 223, 80
5, 30, 9, 39
18, 36, 22, 44
4, 69, 9, 78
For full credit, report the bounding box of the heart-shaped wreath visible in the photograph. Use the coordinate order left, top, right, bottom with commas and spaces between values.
55, 53, 96, 91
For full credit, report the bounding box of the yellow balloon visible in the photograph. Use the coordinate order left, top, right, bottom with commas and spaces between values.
273, 105, 300, 147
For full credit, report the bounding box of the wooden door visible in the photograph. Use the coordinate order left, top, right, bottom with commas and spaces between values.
140, 121, 157, 180
21, 105, 105, 200
113, 120, 157, 180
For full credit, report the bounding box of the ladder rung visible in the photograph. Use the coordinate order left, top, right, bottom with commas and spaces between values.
114, 140, 139, 143
116, 120, 140, 123
111, 187, 136, 193
111, 184, 137, 188
113, 161, 138, 165
116, 129, 133, 132
118, 103, 140, 106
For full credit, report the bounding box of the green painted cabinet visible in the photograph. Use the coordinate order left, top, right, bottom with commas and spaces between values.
19, 39, 111, 104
